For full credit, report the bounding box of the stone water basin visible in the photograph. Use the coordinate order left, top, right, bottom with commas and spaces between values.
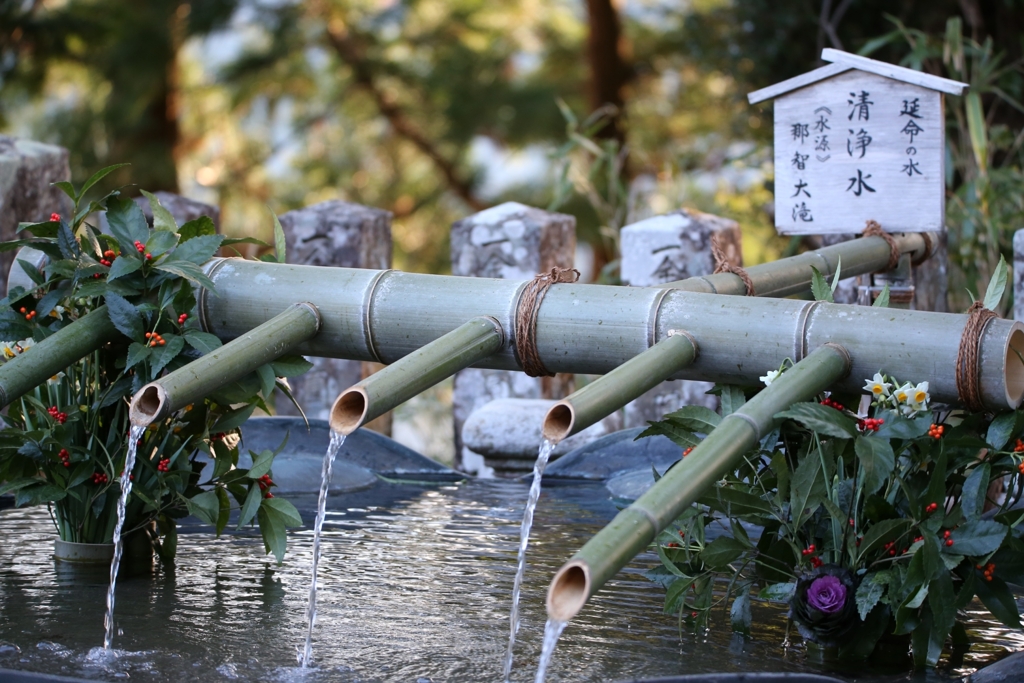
0, 420, 1021, 682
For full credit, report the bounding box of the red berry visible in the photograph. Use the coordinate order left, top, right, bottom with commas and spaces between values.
946, 539, 954, 547
49, 213, 60, 222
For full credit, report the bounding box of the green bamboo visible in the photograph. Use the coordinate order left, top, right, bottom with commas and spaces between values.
129, 303, 322, 426
658, 232, 933, 297
330, 316, 504, 434
542, 331, 698, 443
545, 343, 852, 622
0, 306, 120, 409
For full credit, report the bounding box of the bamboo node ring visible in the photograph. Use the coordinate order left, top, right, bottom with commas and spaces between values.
956, 301, 999, 412
711, 234, 755, 296
514, 266, 580, 377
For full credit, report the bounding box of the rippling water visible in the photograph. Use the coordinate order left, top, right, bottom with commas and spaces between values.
0, 479, 1021, 682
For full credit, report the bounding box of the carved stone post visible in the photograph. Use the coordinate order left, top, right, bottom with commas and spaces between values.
0, 136, 71, 296
450, 202, 575, 472
619, 209, 741, 427
274, 200, 392, 426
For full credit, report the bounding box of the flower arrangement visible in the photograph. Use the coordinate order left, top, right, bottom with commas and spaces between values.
642, 367, 1024, 667
0, 166, 309, 562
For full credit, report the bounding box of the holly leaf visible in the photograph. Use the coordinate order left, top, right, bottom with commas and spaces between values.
184, 329, 222, 354
662, 405, 721, 433
855, 435, 895, 495
107, 255, 142, 281
699, 535, 746, 568
106, 196, 150, 252
140, 190, 178, 232
960, 464, 991, 523
948, 519, 1008, 557
237, 485, 262, 529
104, 293, 144, 340
775, 402, 857, 438
810, 266, 834, 303
166, 234, 223, 265
179, 216, 217, 242
270, 355, 313, 378
186, 491, 221, 526
262, 497, 303, 527
258, 504, 287, 564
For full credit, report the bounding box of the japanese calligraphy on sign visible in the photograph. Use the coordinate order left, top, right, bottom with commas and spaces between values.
768, 70, 946, 235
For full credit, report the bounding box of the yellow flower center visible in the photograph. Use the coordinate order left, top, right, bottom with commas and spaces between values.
872, 385, 883, 394
915, 391, 927, 402
897, 392, 907, 401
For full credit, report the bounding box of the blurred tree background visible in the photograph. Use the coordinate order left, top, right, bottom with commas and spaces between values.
1, 0, 1021, 305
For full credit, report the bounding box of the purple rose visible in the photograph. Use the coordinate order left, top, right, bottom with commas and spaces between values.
806, 575, 847, 614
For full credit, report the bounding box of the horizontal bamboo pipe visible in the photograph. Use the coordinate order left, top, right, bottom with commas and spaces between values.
330, 316, 504, 434
542, 331, 699, 443
197, 259, 1024, 411
546, 343, 852, 622
129, 303, 322, 426
0, 306, 120, 409
659, 232, 935, 297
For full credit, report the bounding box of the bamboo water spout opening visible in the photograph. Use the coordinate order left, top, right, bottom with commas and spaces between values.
546, 343, 852, 623
329, 316, 505, 435
542, 330, 699, 444
129, 302, 322, 426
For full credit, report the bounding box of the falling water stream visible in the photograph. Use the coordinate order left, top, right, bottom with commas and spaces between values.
533, 618, 567, 683
502, 438, 555, 682
298, 430, 346, 668
102, 424, 144, 650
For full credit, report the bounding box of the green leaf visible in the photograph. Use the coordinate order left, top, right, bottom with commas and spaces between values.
51, 180, 77, 201
237, 485, 262, 529
179, 216, 217, 242
928, 571, 957, 659
186, 491, 221, 526
664, 575, 696, 615
78, 163, 129, 199
699, 535, 746, 568
983, 255, 1008, 311
125, 342, 153, 370
636, 420, 700, 449
247, 449, 275, 480
145, 229, 179, 258
774, 402, 857, 438
810, 266, 834, 303
855, 436, 895, 495
262, 497, 303, 527
961, 464, 991, 523
272, 211, 287, 262
857, 519, 912, 564
183, 329, 222, 354
16, 483, 67, 506
256, 363, 276, 399
698, 486, 774, 517
104, 293, 144, 340
790, 450, 825, 528
830, 256, 842, 293
106, 196, 150, 252
258, 504, 287, 564
730, 591, 751, 635
166, 234, 223, 265
155, 261, 216, 290
140, 190, 178, 232
150, 334, 185, 375
875, 414, 931, 440
662, 405, 721, 433
212, 403, 257, 432
718, 384, 746, 416
872, 284, 890, 308
855, 571, 888, 620
975, 574, 1021, 628
986, 412, 1019, 450
215, 486, 231, 536
948, 519, 1008, 557
758, 582, 795, 602
107, 255, 142, 281
57, 220, 80, 259
270, 355, 314, 378
965, 91, 989, 177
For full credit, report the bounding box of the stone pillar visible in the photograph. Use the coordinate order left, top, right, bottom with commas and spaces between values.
274, 200, 392, 425
0, 136, 71, 296
619, 208, 741, 427
137, 191, 221, 231
1014, 230, 1024, 321
450, 201, 575, 473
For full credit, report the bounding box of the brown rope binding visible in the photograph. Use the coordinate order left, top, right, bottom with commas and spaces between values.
911, 232, 934, 267
514, 266, 580, 377
862, 219, 901, 272
956, 300, 999, 412
711, 234, 755, 296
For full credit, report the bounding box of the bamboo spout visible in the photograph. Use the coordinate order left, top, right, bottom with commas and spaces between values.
129, 303, 322, 426
546, 343, 852, 622
330, 316, 504, 434
542, 331, 698, 443
0, 306, 120, 409
659, 231, 937, 297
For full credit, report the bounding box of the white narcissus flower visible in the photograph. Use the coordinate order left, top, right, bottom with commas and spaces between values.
862, 372, 891, 399
46, 371, 65, 385
17, 338, 35, 352
891, 382, 914, 408
907, 381, 930, 412
48, 305, 65, 320
760, 369, 780, 387
0, 341, 18, 359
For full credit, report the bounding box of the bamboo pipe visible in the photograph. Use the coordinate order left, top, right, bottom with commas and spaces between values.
545, 343, 852, 622
542, 331, 699, 443
128, 303, 322, 426
197, 259, 1024, 411
329, 316, 504, 434
658, 232, 935, 297
0, 306, 120, 409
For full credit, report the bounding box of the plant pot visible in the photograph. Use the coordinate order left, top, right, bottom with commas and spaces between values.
53, 525, 155, 577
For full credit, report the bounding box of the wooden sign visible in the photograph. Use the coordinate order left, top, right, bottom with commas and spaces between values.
749, 49, 968, 235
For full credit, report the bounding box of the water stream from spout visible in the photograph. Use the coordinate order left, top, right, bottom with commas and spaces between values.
533, 618, 567, 683
103, 424, 144, 650
502, 438, 555, 682
299, 430, 346, 668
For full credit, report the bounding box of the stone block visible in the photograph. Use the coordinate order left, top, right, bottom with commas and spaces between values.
619, 209, 736, 426
274, 200, 392, 423
0, 136, 71, 296
450, 202, 576, 473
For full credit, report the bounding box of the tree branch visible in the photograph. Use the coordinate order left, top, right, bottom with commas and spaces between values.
318, 14, 484, 211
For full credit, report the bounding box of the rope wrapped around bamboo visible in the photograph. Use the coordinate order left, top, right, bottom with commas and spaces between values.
711, 234, 755, 296
957, 301, 1001, 412
862, 219, 901, 272
513, 266, 580, 377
